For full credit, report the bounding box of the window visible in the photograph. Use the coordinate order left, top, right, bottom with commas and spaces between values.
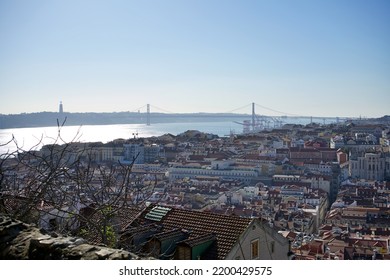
251, 239, 259, 259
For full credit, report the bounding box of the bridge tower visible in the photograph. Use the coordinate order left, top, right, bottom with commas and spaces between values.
59, 101, 63, 114
252, 102, 256, 131
146, 104, 151, 126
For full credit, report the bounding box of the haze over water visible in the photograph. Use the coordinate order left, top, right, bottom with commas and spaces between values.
0, 121, 243, 155
0, 115, 334, 155
0, 117, 321, 155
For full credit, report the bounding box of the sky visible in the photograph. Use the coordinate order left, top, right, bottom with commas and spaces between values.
0, 0, 389, 117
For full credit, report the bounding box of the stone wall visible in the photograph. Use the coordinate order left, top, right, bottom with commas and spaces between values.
0, 214, 141, 260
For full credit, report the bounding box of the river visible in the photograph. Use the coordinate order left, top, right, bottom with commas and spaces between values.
0, 116, 332, 155
0, 121, 246, 155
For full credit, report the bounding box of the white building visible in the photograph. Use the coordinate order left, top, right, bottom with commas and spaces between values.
302, 176, 331, 194
218, 191, 243, 205
239, 186, 260, 199
168, 161, 259, 183
123, 144, 145, 164
349, 152, 386, 181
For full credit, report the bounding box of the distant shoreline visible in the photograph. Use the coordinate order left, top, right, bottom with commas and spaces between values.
1, 111, 388, 130
0, 112, 252, 129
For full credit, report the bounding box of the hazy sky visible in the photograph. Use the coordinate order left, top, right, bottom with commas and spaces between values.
0, 0, 389, 117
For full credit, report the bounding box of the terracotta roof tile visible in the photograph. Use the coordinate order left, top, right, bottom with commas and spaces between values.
152, 228, 189, 241
138, 205, 253, 259
177, 233, 216, 248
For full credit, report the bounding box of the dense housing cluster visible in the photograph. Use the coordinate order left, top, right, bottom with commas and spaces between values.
1, 118, 390, 260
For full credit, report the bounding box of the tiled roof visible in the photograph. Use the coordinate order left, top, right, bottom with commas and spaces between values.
177, 233, 216, 248
117, 207, 145, 231
188, 155, 206, 161
137, 205, 253, 259
78, 205, 144, 245
121, 223, 160, 236
152, 228, 189, 241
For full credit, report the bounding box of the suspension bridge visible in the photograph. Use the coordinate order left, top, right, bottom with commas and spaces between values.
129, 102, 352, 133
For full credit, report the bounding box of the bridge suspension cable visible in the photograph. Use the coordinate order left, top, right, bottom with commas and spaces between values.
150, 104, 175, 114
224, 102, 302, 117
254, 103, 301, 117
129, 105, 147, 113
224, 103, 252, 114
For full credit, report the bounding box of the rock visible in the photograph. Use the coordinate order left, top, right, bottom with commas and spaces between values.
0, 214, 142, 260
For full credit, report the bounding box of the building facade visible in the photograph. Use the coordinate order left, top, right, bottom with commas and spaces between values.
349, 152, 386, 181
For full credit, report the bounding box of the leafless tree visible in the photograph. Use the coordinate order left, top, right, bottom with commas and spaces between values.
0, 120, 158, 248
